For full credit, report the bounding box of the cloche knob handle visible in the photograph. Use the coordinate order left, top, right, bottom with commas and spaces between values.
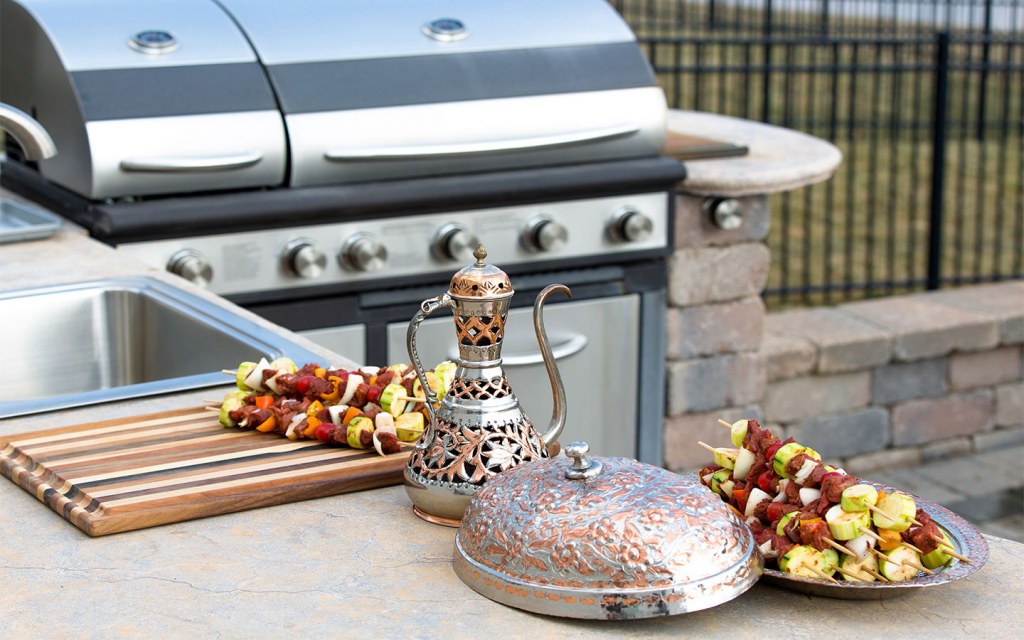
564, 441, 603, 481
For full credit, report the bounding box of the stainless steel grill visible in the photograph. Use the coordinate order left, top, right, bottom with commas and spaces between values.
1, 0, 686, 464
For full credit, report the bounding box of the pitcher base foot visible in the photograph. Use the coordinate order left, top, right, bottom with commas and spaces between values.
413, 506, 462, 528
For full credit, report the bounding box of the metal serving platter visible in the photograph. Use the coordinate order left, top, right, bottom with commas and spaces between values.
687, 474, 989, 599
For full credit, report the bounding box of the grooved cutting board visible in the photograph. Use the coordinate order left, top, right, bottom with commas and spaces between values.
0, 408, 412, 536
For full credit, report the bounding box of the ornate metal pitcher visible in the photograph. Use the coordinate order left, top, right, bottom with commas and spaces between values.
405, 246, 570, 526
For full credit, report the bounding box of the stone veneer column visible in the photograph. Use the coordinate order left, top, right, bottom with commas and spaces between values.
659, 110, 842, 471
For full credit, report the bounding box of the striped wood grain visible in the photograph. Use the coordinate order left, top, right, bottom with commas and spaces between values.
0, 407, 411, 536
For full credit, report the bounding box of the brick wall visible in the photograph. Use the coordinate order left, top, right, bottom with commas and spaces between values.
664, 193, 1024, 473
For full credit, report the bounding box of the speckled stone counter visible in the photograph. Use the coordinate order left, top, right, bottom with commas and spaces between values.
1, 479, 1022, 639
667, 110, 843, 197
2, 198, 1023, 639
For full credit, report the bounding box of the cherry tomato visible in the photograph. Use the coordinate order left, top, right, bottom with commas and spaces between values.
314, 422, 333, 443
765, 500, 786, 524
366, 384, 383, 405
295, 375, 318, 395
765, 442, 784, 464
757, 470, 775, 493
820, 471, 844, 484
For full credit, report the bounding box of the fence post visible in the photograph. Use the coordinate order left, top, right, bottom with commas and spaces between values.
762, 0, 774, 122
927, 32, 951, 291
977, 0, 993, 140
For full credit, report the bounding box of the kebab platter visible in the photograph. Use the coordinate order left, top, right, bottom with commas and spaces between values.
695, 418, 987, 594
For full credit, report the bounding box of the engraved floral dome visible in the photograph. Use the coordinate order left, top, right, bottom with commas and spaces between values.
453, 443, 762, 620
448, 245, 513, 299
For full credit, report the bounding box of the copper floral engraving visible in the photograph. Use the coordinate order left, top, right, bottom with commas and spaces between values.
408, 411, 547, 485
458, 457, 753, 591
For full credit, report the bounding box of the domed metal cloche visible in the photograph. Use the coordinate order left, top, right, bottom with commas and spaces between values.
453, 442, 762, 620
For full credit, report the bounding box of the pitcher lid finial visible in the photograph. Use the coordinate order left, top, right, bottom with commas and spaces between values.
448, 244, 513, 299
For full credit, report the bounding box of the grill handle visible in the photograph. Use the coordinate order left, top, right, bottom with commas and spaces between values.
120, 152, 263, 173
324, 124, 639, 161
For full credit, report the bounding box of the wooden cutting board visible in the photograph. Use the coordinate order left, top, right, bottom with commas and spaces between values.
0, 408, 412, 536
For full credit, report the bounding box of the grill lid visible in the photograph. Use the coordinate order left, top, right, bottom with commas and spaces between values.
0, 0, 287, 199
215, 0, 669, 187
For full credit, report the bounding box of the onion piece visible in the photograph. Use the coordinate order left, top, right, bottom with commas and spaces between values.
284, 413, 305, 440
759, 540, 778, 559
799, 487, 821, 506
845, 533, 877, 561
243, 357, 271, 391
744, 487, 772, 518
339, 373, 364, 404
328, 404, 350, 426
733, 447, 756, 481
374, 412, 397, 435
794, 458, 819, 485
773, 479, 790, 502
720, 480, 735, 499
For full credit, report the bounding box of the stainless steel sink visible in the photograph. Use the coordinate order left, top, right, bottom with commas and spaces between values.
0, 276, 326, 418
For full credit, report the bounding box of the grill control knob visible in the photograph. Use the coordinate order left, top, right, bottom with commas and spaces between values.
340, 232, 388, 273
607, 207, 653, 243
284, 239, 327, 279
522, 215, 568, 253
433, 223, 480, 262
167, 249, 212, 288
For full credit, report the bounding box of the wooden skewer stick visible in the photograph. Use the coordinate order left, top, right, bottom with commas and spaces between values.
204, 406, 220, 412
865, 503, 925, 527
869, 547, 934, 575
834, 566, 879, 583
697, 441, 719, 454
901, 557, 935, 575
865, 566, 890, 582
937, 545, 970, 563
823, 538, 858, 557
222, 369, 237, 376
717, 418, 733, 428
809, 566, 840, 584
931, 536, 970, 562
820, 538, 893, 580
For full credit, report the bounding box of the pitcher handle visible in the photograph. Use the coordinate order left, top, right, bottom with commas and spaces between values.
534, 284, 572, 446
407, 294, 453, 450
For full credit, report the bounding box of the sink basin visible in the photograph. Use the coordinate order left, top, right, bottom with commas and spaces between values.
0, 276, 326, 418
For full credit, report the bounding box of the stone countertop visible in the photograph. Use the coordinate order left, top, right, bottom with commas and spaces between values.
1, 479, 1021, 638
668, 110, 843, 197
2, 199, 1022, 638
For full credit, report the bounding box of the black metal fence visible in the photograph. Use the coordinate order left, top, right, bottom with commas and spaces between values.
611, 0, 1023, 307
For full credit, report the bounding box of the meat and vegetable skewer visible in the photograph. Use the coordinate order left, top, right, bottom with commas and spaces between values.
213, 356, 456, 457
699, 418, 967, 583
713, 417, 964, 559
